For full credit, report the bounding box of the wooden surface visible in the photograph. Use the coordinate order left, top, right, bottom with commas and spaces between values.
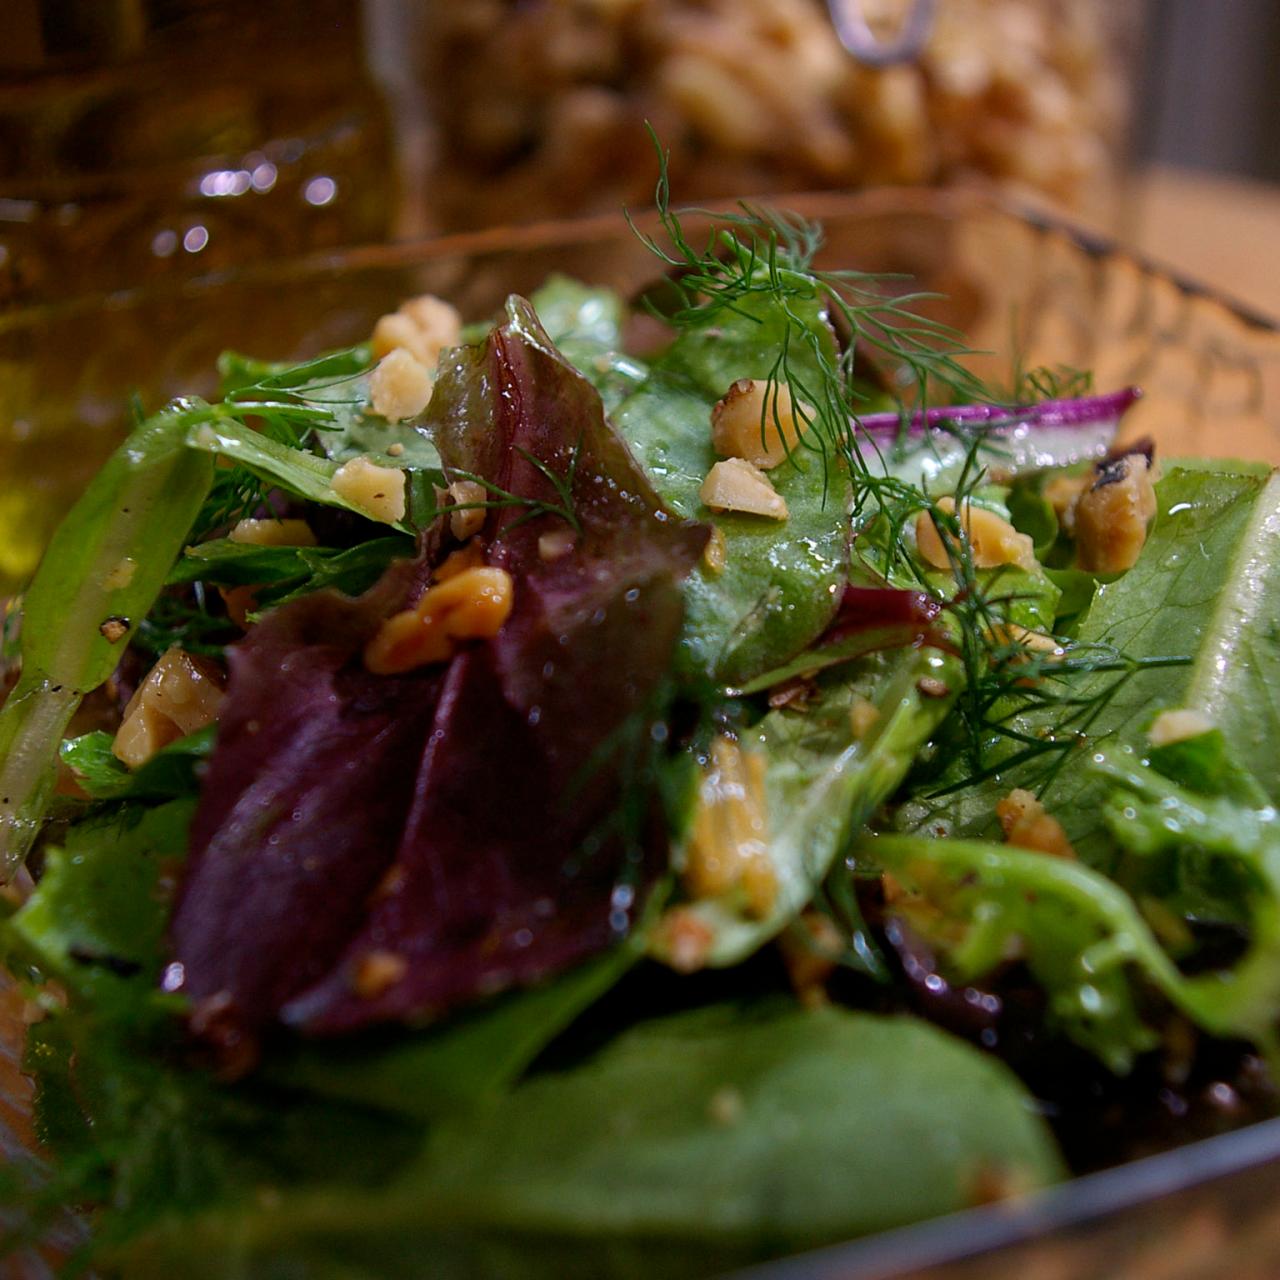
1123, 165, 1280, 461
1131, 165, 1280, 322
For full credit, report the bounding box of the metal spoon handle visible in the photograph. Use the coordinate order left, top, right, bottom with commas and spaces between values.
826, 0, 938, 67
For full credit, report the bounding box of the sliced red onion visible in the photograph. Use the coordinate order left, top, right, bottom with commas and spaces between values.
856, 387, 1140, 482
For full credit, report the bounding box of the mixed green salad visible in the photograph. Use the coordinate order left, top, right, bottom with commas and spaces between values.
2, 187, 1280, 1279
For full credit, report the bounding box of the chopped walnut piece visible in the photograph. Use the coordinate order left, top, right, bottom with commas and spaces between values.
537, 528, 576, 562
682, 735, 776, 918
371, 293, 462, 372
228, 517, 317, 547
447, 479, 488, 541
364, 566, 515, 675
915, 497, 1036, 572
331, 456, 407, 524
710, 378, 811, 469
699, 458, 788, 520
351, 950, 408, 999
702, 524, 728, 574
916, 676, 951, 699
99, 616, 129, 644
1149, 708, 1214, 748
113, 648, 225, 769
996, 788, 1076, 859
1043, 471, 1090, 536
369, 348, 434, 424
1074, 451, 1158, 574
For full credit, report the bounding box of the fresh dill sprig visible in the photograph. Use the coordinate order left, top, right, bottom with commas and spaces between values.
630, 137, 1189, 797
441, 437, 585, 538
629, 125, 997, 510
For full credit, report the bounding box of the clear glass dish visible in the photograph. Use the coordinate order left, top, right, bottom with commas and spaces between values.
2, 187, 1279, 1278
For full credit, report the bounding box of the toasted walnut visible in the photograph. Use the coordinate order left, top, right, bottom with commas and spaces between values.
996, 788, 1076, 859
113, 648, 224, 769
1149, 708, 1214, 748
711, 378, 811, 469
435, 542, 486, 581
1043, 471, 1090, 536
683, 735, 776, 919
1075, 452, 1157, 573
371, 293, 462, 372
915, 497, 1036, 572
538, 528, 576, 562
331, 456, 407, 524
397, 295, 463, 368
99, 616, 129, 644
848, 695, 880, 739
102, 557, 137, 590
702, 524, 728, 575
228, 517, 317, 547
652, 907, 716, 974
779, 911, 846, 1006
371, 313, 430, 366
364, 566, 514, 674
700, 458, 788, 520
351, 950, 407, 999
447, 479, 488, 540
369, 348, 434, 424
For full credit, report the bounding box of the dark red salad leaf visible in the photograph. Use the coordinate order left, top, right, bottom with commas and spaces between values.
170, 299, 706, 1051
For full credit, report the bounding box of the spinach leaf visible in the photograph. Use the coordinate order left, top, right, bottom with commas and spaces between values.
651, 647, 961, 969
532, 275, 624, 351
613, 278, 849, 686
0, 406, 213, 877
268, 944, 637, 1122
531, 275, 646, 412
113, 1003, 1062, 1280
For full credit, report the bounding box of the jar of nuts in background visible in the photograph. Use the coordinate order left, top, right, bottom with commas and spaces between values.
414, 0, 1142, 234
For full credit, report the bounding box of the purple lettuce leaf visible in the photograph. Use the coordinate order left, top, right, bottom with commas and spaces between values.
170, 299, 705, 1049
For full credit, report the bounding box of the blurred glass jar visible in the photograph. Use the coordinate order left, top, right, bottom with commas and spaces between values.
416, 0, 1141, 234
0, 0, 394, 306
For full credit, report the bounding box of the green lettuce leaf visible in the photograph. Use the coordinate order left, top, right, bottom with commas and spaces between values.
867, 731, 1280, 1072
899, 464, 1280, 859
0, 406, 214, 876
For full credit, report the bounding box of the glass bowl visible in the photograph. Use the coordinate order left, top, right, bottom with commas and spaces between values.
2, 188, 1279, 1278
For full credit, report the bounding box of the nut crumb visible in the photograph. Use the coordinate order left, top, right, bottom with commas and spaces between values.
1149, 708, 1213, 748
99, 616, 129, 644
849, 695, 880, 739
351, 950, 408, 999
707, 1085, 744, 1127
996, 788, 1076, 858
